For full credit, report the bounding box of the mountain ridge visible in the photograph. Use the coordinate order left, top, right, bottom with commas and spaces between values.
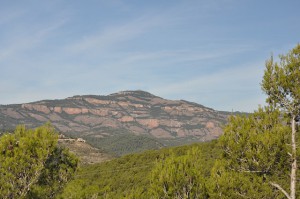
0, 90, 234, 155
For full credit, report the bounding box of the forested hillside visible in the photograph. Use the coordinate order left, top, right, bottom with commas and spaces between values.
59, 140, 220, 198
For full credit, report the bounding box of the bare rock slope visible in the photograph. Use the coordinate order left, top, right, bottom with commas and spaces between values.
0, 91, 233, 155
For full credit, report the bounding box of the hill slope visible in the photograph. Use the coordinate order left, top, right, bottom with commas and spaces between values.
58, 138, 113, 165
59, 140, 220, 198
0, 90, 233, 155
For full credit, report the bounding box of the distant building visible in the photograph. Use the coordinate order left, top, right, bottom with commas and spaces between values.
76, 138, 86, 143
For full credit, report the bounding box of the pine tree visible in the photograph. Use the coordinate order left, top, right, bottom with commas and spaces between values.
261, 44, 300, 199
0, 124, 78, 199
26, 146, 78, 198
149, 147, 208, 199
0, 125, 57, 198
208, 44, 300, 198
208, 107, 290, 198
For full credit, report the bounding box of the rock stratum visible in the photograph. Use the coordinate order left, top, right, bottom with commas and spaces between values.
0, 91, 233, 155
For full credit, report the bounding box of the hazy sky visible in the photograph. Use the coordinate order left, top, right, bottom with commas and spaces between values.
0, 0, 299, 112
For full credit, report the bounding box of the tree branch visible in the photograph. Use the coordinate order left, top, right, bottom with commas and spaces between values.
235, 192, 251, 199
269, 182, 291, 199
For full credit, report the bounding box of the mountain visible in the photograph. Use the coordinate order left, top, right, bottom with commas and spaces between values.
0, 90, 233, 155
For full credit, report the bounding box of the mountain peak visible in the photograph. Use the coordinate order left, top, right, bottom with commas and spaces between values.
109, 90, 159, 98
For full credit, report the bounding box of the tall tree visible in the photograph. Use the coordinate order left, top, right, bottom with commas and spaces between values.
208, 107, 290, 198
26, 146, 78, 198
0, 125, 57, 198
261, 44, 300, 199
0, 124, 78, 199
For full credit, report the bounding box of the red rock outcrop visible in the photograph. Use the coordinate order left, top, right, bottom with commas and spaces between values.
0, 90, 234, 150
28, 113, 48, 122
150, 128, 172, 138
1, 109, 23, 119
74, 115, 105, 125
53, 107, 62, 113
137, 119, 159, 128
22, 104, 51, 114
119, 116, 134, 122
89, 109, 109, 116
63, 108, 83, 115
85, 98, 110, 105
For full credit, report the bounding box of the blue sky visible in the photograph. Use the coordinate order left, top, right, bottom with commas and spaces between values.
0, 0, 299, 112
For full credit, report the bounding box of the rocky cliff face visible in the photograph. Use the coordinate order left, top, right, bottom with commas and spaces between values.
0, 91, 233, 154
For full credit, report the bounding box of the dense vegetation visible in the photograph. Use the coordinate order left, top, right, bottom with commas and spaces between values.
208, 44, 300, 198
58, 130, 299, 198
261, 44, 300, 199
0, 124, 79, 199
59, 44, 299, 198
64, 129, 217, 157
59, 140, 220, 198
63, 129, 165, 156
85, 133, 164, 156
208, 107, 299, 198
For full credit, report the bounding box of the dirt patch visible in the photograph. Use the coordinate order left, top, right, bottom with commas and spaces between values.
59, 140, 113, 165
